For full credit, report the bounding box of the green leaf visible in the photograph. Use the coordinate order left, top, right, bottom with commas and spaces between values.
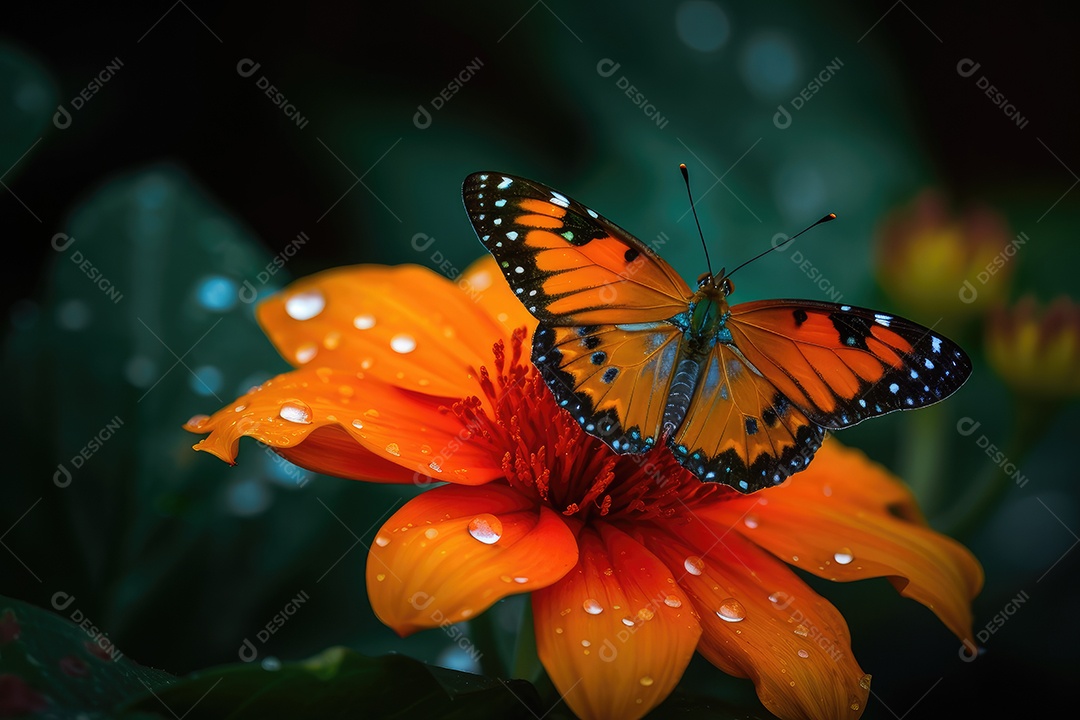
0, 594, 173, 715
119, 647, 542, 719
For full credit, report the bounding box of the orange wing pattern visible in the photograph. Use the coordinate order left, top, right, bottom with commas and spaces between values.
463, 171, 973, 494
727, 300, 970, 429
462, 173, 692, 326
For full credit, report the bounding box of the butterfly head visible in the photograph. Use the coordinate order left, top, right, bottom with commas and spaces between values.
697, 269, 735, 298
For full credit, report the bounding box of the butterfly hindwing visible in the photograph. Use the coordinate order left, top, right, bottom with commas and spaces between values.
668, 344, 826, 492
726, 300, 971, 429
462, 173, 692, 326
533, 322, 683, 454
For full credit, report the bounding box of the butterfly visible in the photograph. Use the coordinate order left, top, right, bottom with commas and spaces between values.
461, 172, 971, 493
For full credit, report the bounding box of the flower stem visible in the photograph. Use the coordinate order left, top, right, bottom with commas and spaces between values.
942, 399, 1053, 539
904, 402, 949, 515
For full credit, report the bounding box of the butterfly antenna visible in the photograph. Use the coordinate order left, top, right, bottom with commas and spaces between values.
725, 213, 837, 279
680, 163, 714, 278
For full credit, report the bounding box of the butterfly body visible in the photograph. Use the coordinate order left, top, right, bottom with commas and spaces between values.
463, 172, 971, 493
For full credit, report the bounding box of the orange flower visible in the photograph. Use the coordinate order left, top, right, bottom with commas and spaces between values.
186, 258, 982, 720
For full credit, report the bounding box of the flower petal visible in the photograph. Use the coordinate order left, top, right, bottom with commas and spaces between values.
642, 522, 870, 720
532, 524, 700, 720
186, 364, 502, 484
700, 440, 983, 644
257, 262, 526, 397
367, 483, 577, 635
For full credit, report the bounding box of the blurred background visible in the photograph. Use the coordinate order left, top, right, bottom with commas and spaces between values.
2, 1, 1078, 717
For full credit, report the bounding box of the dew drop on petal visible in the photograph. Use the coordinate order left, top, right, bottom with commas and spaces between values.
424, 528, 438, 539
793, 624, 809, 637
582, 598, 604, 615
860, 674, 872, 690
295, 343, 318, 364
376, 573, 385, 582
351, 419, 364, 430
797, 649, 809, 658
428, 461, 443, 472
834, 547, 854, 565
285, 291, 325, 320
684, 555, 705, 575
390, 334, 416, 353
581, 639, 591, 647
384, 442, 401, 456
467, 514, 503, 544
374, 534, 390, 547
513, 577, 528, 584
279, 401, 312, 424
353, 314, 376, 330
621, 616, 636, 627
664, 594, 682, 608
639, 676, 654, 687
716, 598, 746, 623
768, 591, 785, 604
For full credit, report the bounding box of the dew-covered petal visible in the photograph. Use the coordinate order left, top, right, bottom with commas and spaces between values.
532, 524, 700, 720
185, 365, 503, 484
641, 522, 869, 720
698, 440, 983, 645
366, 484, 577, 635
257, 260, 531, 398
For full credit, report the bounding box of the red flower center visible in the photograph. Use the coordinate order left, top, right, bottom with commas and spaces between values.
444, 328, 734, 524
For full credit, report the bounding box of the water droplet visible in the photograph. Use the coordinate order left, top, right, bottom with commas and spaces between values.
514, 577, 528, 584
637, 607, 655, 622
424, 527, 438, 539
467, 514, 503, 544
353, 314, 376, 330
621, 617, 636, 627
351, 419, 364, 430
376, 573, 386, 582
664, 594, 682, 608
196, 275, 238, 312
285, 290, 325, 320
364, 408, 380, 418
295, 343, 317, 364
279, 401, 312, 424
850, 701, 860, 711
639, 675, 654, 687
834, 548, 854, 565
684, 555, 705, 575
186, 414, 209, 429
744, 514, 759, 529
234, 404, 247, 412
390, 333, 416, 353
420, 444, 432, 455
428, 461, 443, 472
797, 649, 809, 658
768, 591, 785, 604
374, 534, 390, 547
793, 624, 809, 637
859, 674, 872, 690
716, 598, 746, 623
582, 598, 604, 615
384, 442, 401, 456
581, 639, 591, 647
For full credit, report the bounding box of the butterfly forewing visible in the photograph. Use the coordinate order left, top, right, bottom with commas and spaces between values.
462, 173, 692, 326
727, 300, 972, 429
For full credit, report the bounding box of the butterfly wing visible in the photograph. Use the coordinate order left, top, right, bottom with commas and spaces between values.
462, 172, 693, 326
725, 300, 971, 428
668, 344, 826, 492
463, 171, 695, 452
